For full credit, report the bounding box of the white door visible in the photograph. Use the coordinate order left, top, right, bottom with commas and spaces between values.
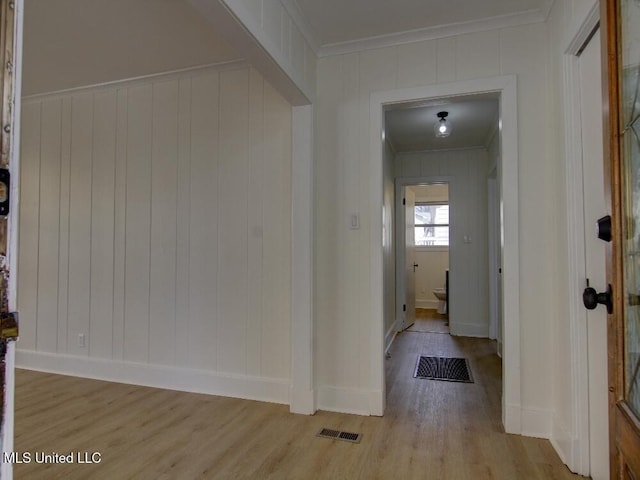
403, 187, 416, 330
579, 28, 609, 480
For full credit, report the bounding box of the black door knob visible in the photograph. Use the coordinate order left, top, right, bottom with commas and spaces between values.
583, 284, 613, 314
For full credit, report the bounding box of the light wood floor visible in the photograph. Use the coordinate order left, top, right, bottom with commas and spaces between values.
407, 308, 450, 334
14, 319, 586, 479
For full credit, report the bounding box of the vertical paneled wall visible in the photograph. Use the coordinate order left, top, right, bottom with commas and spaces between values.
17, 65, 292, 396
315, 22, 554, 417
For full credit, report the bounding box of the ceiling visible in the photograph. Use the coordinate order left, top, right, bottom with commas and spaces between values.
23, 0, 554, 104
385, 94, 499, 153
293, 0, 554, 49
23, 0, 240, 96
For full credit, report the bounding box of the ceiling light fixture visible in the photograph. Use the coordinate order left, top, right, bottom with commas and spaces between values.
434, 111, 452, 138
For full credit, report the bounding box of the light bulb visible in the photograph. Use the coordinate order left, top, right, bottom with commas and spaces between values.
434, 111, 451, 138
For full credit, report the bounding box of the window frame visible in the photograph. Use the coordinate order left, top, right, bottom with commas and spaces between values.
414, 201, 450, 248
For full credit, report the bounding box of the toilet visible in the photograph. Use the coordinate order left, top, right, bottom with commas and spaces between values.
433, 288, 447, 314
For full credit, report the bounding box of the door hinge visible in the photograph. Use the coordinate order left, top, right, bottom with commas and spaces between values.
403, 304, 406, 312
403, 198, 406, 205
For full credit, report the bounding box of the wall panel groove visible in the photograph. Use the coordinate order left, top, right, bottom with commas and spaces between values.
18, 65, 293, 401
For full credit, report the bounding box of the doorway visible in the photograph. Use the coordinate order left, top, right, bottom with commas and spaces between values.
396, 182, 451, 333
370, 75, 519, 429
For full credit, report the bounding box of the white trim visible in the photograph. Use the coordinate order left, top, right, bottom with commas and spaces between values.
290, 105, 316, 415
317, 386, 380, 416
450, 322, 489, 338
319, 10, 546, 57
384, 319, 399, 354
564, 4, 600, 56
16, 350, 290, 405
416, 299, 439, 309
2, 2, 24, 479
415, 246, 449, 253
559, 3, 600, 475
371, 75, 520, 433
561, 50, 591, 478
551, 413, 576, 468
521, 407, 553, 439
21, 60, 248, 102
487, 174, 500, 341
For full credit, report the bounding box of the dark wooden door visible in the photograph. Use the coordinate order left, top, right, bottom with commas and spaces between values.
602, 0, 640, 477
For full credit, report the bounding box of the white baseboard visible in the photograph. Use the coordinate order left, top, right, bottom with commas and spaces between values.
317, 386, 378, 416
521, 406, 553, 439
550, 415, 578, 473
385, 319, 399, 354
416, 299, 438, 309
289, 386, 316, 415
503, 403, 551, 439
450, 321, 489, 338
504, 403, 522, 434
16, 349, 290, 405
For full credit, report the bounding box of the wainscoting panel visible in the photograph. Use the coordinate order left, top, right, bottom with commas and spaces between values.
17, 64, 293, 401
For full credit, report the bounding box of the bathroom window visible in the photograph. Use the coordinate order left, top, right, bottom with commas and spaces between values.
415, 203, 449, 246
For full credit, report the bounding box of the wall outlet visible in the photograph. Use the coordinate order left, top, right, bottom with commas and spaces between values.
78, 333, 85, 348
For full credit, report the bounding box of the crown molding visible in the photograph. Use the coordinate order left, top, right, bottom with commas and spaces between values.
318, 9, 546, 57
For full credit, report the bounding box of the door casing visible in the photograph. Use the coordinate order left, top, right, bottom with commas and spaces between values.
370, 75, 520, 427
560, 2, 604, 475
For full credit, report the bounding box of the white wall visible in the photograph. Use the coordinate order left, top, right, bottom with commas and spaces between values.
17, 64, 293, 404
398, 150, 488, 335
315, 22, 556, 421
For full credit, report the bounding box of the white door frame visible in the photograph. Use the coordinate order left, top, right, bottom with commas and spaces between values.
487, 169, 500, 346
370, 75, 520, 430
560, 2, 601, 475
394, 177, 453, 335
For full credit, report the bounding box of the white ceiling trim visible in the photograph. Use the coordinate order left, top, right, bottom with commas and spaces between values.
21, 59, 249, 102
318, 9, 545, 57
280, 0, 321, 54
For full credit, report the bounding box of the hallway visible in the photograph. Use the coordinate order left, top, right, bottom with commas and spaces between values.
13, 321, 584, 479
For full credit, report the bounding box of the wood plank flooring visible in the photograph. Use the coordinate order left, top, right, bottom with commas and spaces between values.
13, 317, 587, 479
407, 308, 450, 333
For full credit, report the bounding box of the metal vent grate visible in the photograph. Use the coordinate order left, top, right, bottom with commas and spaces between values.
317, 428, 362, 443
414, 356, 474, 383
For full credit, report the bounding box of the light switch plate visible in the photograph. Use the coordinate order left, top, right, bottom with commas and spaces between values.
350, 213, 360, 229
